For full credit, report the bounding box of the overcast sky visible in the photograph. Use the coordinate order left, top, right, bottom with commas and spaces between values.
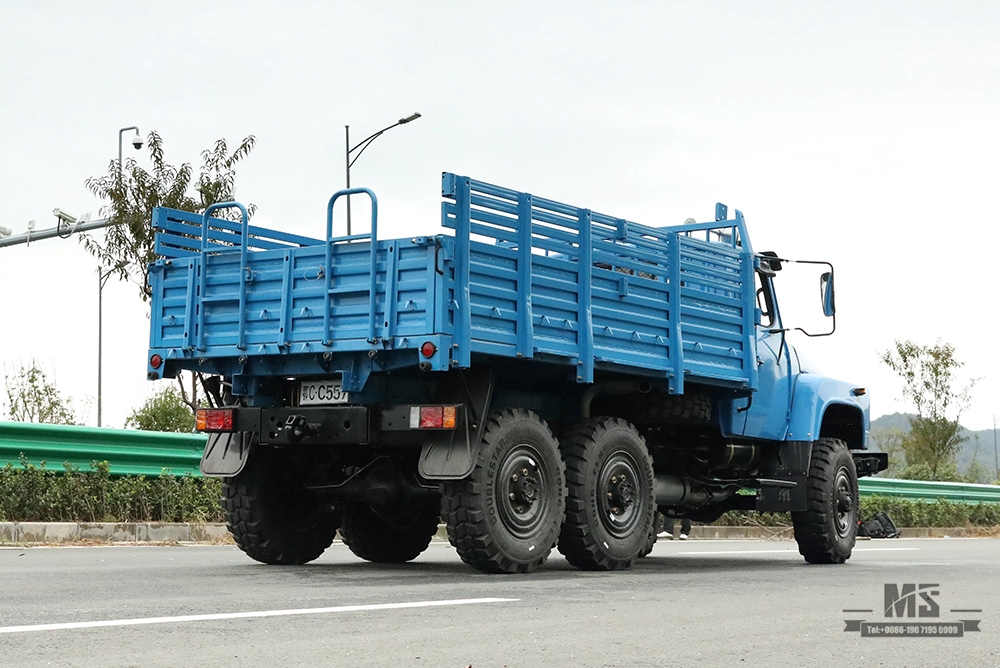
2, 1, 998, 431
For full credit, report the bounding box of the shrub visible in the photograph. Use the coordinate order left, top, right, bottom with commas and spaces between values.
0, 458, 222, 523
711, 496, 1000, 529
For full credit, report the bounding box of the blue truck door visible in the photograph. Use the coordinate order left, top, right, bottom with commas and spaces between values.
731, 272, 795, 440
739, 330, 795, 439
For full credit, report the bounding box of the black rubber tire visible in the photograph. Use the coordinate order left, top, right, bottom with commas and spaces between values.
340, 503, 440, 564
557, 418, 655, 571
440, 408, 566, 574
645, 392, 712, 423
791, 438, 859, 564
638, 511, 663, 558
222, 442, 340, 565
600, 391, 712, 426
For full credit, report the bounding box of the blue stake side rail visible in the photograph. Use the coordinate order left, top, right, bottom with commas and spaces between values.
148, 173, 759, 393
0, 422, 207, 477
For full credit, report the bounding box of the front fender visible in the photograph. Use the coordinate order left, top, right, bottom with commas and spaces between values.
786, 374, 870, 448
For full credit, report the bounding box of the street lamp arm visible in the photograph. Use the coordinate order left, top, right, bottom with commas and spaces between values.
348, 112, 422, 162
344, 112, 420, 236
348, 129, 391, 169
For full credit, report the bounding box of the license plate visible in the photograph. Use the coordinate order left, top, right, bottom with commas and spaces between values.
299, 380, 349, 405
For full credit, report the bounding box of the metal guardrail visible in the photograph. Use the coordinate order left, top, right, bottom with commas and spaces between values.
0, 422, 206, 477
859, 477, 1000, 503
2, 422, 999, 501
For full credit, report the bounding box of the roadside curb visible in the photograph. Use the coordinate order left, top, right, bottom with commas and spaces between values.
0, 522, 232, 545
0, 522, 987, 546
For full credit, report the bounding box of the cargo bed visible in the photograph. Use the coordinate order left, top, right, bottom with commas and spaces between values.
148, 173, 758, 394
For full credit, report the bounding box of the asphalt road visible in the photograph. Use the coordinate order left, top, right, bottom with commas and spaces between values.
1, 538, 997, 668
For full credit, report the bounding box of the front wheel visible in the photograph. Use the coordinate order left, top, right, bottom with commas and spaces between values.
440, 408, 566, 574
791, 438, 859, 564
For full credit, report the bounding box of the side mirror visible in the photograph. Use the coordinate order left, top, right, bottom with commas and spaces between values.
820, 271, 835, 317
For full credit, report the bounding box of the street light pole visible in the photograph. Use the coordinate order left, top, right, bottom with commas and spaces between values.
344, 112, 421, 235
993, 415, 998, 483
97, 261, 127, 427
345, 124, 351, 235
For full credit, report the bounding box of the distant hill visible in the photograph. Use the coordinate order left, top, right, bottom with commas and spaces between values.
871, 413, 999, 481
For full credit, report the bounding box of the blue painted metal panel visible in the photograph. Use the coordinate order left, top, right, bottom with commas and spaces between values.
149, 174, 760, 393
787, 373, 870, 447
436, 175, 756, 388
152, 207, 320, 259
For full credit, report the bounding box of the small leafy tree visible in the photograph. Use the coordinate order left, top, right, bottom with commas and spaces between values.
82, 131, 257, 301
870, 427, 906, 477
124, 387, 195, 433
3, 360, 77, 425
880, 339, 975, 480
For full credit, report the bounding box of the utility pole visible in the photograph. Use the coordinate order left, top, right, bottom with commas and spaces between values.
993, 415, 998, 483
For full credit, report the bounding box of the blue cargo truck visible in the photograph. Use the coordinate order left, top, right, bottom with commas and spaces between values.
146, 173, 886, 573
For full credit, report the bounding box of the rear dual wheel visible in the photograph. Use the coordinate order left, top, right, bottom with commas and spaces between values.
222, 441, 340, 565
340, 503, 440, 564
558, 418, 656, 570
440, 409, 566, 574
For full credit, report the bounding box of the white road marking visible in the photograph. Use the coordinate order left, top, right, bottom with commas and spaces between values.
0, 598, 519, 635
676, 547, 920, 556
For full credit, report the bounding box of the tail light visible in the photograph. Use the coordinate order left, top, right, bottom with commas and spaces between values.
196, 408, 234, 432
408, 405, 457, 429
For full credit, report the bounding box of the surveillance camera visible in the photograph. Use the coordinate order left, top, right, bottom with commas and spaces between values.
52, 208, 77, 225
132, 135, 144, 150
0, 225, 11, 238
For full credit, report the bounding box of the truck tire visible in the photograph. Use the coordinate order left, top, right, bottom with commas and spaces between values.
440, 408, 566, 574
642, 392, 712, 423
638, 511, 663, 558
339, 503, 440, 564
791, 438, 858, 564
599, 391, 712, 426
557, 418, 655, 570
222, 440, 340, 565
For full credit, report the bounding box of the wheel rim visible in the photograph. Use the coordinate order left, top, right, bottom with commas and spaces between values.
497, 444, 550, 539
833, 466, 856, 538
598, 450, 643, 539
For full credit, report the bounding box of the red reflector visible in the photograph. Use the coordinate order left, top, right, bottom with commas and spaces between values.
150, 354, 163, 369
420, 341, 437, 358
420, 406, 444, 429
197, 409, 233, 432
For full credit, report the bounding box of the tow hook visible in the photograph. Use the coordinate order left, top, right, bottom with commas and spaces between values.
283, 415, 318, 442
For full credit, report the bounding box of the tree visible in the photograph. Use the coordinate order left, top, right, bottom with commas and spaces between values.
3, 360, 77, 425
83, 131, 257, 420
880, 339, 975, 480
124, 387, 195, 433
82, 131, 257, 301
870, 427, 906, 477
